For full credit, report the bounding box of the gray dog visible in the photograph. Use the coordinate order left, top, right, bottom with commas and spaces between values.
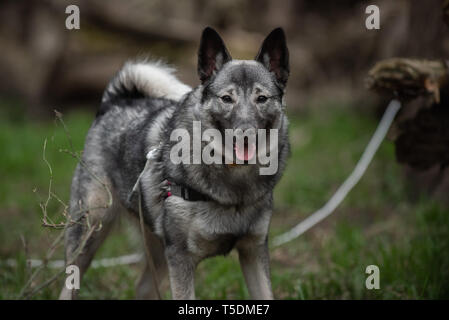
59, 27, 290, 300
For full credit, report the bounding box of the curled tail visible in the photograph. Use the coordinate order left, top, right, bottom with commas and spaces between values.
101, 60, 192, 104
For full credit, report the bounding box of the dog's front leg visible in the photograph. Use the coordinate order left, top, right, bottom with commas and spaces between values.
165, 245, 196, 299
238, 239, 274, 300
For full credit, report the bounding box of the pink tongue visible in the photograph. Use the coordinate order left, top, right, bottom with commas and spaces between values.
235, 143, 256, 161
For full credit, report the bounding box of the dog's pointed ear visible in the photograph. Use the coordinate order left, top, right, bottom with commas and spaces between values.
255, 28, 289, 87
198, 27, 232, 83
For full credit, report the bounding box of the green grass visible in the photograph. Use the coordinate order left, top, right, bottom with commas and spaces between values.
0, 101, 448, 299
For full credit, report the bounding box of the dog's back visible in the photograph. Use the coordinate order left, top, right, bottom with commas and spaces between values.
86, 61, 191, 206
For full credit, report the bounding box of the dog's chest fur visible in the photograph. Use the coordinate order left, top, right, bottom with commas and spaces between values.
162, 196, 271, 258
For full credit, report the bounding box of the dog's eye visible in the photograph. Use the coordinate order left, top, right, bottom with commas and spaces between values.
220, 95, 233, 103
256, 95, 268, 103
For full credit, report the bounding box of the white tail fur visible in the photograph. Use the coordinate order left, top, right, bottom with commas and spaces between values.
102, 60, 192, 103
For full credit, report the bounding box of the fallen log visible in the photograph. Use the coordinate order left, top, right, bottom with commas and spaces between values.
367, 58, 449, 201
366, 58, 449, 103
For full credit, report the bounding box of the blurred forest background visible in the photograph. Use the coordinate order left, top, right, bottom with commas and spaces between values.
0, 0, 448, 299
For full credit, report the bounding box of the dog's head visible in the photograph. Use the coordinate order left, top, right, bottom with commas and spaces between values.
196, 27, 289, 163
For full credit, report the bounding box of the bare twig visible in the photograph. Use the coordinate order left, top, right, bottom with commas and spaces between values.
18, 228, 66, 298
18, 110, 113, 299
19, 222, 98, 299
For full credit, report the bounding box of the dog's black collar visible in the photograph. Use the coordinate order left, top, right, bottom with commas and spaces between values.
167, 181, 211, 202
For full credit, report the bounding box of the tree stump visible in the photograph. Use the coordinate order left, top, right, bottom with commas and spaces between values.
367, 58, 449, 203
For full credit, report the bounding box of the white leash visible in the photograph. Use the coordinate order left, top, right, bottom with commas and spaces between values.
4, 100, 401, 269
3, 253, 143, 269
272, 99, 401, 247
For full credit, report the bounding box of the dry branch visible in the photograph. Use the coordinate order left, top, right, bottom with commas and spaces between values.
18, 111, 113, 299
